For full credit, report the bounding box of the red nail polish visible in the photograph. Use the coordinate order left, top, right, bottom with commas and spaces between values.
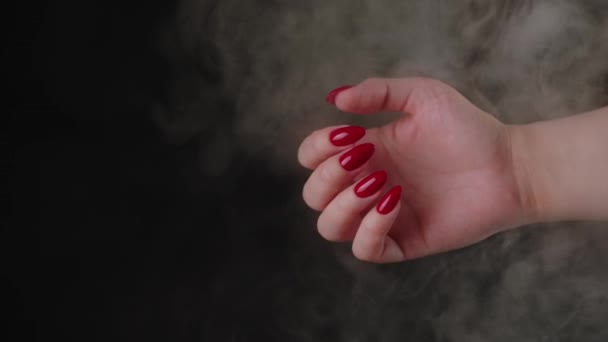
376, 186, 402, 215
339, 143, 375, 171
329, 126, 366, 147
354, 171, 387, 198
326, 85, 353, 104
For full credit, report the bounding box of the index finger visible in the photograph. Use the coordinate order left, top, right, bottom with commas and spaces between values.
298, 125, 366, 170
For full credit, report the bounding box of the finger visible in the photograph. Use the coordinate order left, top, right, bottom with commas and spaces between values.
302, 143, 375, 211
333, 77, 444, 115
317, 170, 388, 241
352, 186, 405, 263
298, 125, 366, 170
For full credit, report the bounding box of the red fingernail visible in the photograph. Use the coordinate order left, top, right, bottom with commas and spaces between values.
325, 85, 353, 105
354, 171, 388, 198
329, 126, 366, 147
339, 143, 375, 171
376, 186, 402, 215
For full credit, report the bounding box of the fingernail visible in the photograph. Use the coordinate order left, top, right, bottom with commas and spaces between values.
339, 143, 374, 171
326, 85, 353, 105
354, 171, 388, 198
376, 186, 402, 215
329, 126, 366, 147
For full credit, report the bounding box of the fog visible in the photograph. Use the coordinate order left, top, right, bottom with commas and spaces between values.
12, 0, 608, 341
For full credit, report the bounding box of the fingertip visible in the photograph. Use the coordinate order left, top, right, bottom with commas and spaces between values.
354, 170, 388, 198
326, 85, 354, 105
376, 186, 403, 215
352, 186, 404, 263
334, 86, 357, 112
329, 125, 366, 147
297, 141, 310, 169
339, 143, 375, 172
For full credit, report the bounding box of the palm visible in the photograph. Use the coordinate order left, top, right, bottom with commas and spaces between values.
363, 85, 522, 258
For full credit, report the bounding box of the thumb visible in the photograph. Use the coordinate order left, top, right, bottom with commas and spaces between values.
332, 77, 438, 115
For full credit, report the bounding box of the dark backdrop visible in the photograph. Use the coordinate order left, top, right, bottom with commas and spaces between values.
9, 1, 608, 341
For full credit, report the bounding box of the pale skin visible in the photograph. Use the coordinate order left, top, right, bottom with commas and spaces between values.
298, 77, 608, 263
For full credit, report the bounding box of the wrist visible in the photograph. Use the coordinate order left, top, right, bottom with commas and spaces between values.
507, 117, 589, 224
506, 123, 552, 225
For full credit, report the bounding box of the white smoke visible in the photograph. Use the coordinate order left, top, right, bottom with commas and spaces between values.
156, 0, 608, 340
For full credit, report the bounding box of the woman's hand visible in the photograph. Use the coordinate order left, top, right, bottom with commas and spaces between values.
298, 78, 530, 263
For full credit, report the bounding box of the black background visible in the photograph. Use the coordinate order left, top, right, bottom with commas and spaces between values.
9, 1, 608, 341
9, 1, 320, 340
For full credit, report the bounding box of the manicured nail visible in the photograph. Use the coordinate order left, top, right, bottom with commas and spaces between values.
339, 143, 375, 171
329, 126, 366, 147
326, 85, 353, 105
376, 186, 402, 215
354, 171, 388, 198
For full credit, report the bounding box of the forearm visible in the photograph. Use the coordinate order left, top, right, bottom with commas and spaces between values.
510, 106, 608, 223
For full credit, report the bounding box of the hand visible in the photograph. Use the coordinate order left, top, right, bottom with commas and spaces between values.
298, 78, 529, 263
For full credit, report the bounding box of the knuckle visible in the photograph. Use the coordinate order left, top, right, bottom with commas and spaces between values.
332, 193, 352, 213
411, 76, 441, 87
417, 78, 451, 97
311, 131, 326, 156
297, 145, 309, 168
317, 215, 344, 242
312, 127, 326, 139
316, 215, 337, 241
352, 222, 383, 262
302, 183, 322, 212
364, 77, 383, 85
352, 243, 375, 262
298, 129, 326, 168
317, 163, 336, 185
